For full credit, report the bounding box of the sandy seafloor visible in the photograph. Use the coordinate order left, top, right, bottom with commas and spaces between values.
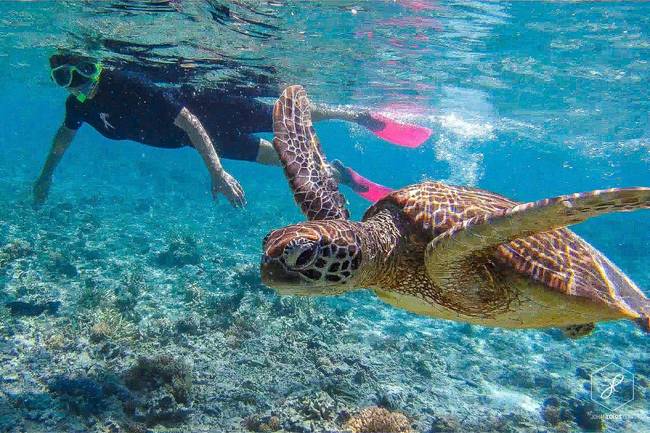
0, 113, 649, 433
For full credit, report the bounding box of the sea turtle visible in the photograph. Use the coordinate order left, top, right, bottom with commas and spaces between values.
261, 85, 650, 337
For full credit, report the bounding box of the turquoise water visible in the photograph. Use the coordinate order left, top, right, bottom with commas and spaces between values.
0, 1, 649, 432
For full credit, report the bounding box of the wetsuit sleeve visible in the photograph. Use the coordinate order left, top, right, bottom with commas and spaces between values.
63, 96, 84, 130
162, 89, 184, 121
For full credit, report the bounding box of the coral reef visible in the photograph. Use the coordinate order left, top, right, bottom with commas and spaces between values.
89, 308, 137, 343
0, 143, 647, 433
0, 239, 31, 269
344, 407, 412, 433
242, 414, 281, 432
123, 355, 193, 425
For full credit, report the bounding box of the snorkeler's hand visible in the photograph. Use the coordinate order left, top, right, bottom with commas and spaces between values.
212, 171, 246, 208
33, 178, 51, 206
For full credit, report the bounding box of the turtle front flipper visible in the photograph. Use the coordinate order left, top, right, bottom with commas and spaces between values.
272, 85, 349, 221
424, 187, 650, 329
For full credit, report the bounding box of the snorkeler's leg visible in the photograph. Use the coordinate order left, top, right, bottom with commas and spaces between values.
310, 104, 362, 123
33, 124, 77, 205
255, 137, 281, 166
310, 103, 432, 148
329, 159, 393, 203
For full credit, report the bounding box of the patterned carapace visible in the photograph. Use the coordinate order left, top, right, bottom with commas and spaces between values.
366, 182, 650, 324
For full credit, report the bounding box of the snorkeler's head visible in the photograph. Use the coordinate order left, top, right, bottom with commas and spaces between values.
49, 52, 102, 92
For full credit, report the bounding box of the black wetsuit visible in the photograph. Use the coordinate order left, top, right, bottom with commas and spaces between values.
64, 69, 273, 161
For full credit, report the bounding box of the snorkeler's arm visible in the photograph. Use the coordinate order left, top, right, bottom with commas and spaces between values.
33, 124, 77, 205
174, 107, 246, 208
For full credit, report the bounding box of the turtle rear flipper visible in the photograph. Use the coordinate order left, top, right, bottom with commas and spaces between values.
272, 85, 349, 221
424, 188, 650, 328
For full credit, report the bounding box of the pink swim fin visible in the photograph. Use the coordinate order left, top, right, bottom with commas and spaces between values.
365, 113, 432, 148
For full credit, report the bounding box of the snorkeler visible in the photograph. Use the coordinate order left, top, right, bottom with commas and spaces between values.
34, 54, 431, 207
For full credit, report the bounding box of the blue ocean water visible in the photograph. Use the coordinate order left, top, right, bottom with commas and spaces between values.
0, 1, 648, 432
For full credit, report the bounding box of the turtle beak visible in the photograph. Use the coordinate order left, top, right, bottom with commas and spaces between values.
260, 255, 302, 289
260, 255, 340, 296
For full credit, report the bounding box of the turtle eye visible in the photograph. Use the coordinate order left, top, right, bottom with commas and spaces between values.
284, 241, 319, 270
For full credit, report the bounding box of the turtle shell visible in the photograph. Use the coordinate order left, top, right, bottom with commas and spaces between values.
363, 181, 645, 318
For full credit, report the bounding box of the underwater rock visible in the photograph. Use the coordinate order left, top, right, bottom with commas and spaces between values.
48, 376, 107, 415
133, 390, 192, 426
344, 406, 412, 433
375, 388, 406, 412
103, 418, 151, 433
541, 405, 561, 425
8, 391, 58, 425
575, 366, 591, 380
500, 368, 536, 389
632, 357, 650, 378
124, 355, 193, 404
301, 391, 338, 421
412, 359, 434, 379
80, 247, 103, 261
0, 394, 19, 430
540, 396, 572, 426
428, 414, 460, 432
47, 251, 78, 277
123, 355, 193, 425
571, 400, 604, 432
0, 239, 31, 268
532, 374, 553, 389
155, 235, 201, 267
242, 413, 282, 432
5, 300, 60, 317
484, 412, 534, 433
541, 396, 605, 431
13, 392, 54, 412
175, 314, 201, 335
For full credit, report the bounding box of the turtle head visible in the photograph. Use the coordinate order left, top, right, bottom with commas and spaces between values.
261, 220, 364, 295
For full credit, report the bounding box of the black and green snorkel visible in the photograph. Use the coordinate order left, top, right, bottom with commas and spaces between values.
50, 60, 103, 103
73, 62, 102, 103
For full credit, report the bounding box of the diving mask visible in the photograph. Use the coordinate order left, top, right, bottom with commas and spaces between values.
51, 61, 102, 102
